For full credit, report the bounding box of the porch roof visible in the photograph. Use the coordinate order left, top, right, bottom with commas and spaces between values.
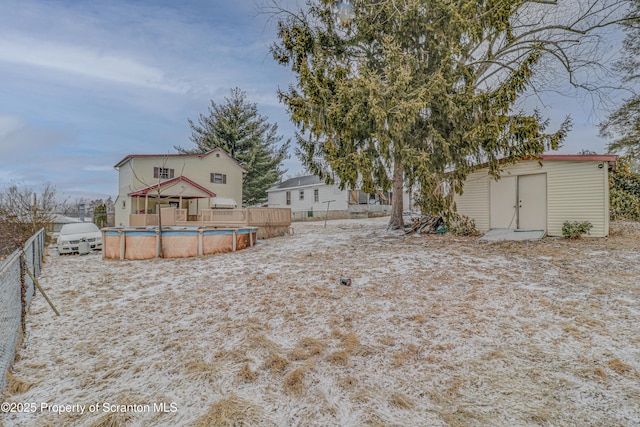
128, 176, 216, 198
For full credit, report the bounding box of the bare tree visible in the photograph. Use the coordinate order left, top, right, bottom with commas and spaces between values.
128, 158, 187, 258
0, 182, 60, 256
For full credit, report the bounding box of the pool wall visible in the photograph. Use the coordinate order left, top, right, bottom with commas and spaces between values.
103, 227, 258, 260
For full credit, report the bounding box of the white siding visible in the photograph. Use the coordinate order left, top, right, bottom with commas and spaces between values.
455, 170, 490, 232
455, 160, 609, 237
267, 189, 288, 208
268, 184, 348, 212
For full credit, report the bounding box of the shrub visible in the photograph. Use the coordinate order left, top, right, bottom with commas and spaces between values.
609, 156, 640, 221
447, 213, 479, 236
562, 221, 593, 239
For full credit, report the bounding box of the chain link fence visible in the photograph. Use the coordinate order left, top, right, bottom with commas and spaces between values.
0, 229, 45, 390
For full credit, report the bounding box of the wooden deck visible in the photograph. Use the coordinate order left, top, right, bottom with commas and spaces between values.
129, 207, 292, 239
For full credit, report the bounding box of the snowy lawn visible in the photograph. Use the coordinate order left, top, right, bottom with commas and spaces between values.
2, 216, 640, 426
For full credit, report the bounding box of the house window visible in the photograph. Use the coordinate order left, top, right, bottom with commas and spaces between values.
122, 200, 126, 209
154, 167, 174, 179
286, 191, 291, 205
210, 173, 227, 184
314, 188, 319, 202
299, 190, 304, 201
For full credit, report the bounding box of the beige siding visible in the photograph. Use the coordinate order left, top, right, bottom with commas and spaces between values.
115, 164, 135, 226
455, 170, 490, 232
455, 160, 609, 237
115, 151, 244, 226
545, 161, 608, 237
124, 154, 242, 204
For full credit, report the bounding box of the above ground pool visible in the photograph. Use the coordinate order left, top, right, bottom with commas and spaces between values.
102, 226, 258, 260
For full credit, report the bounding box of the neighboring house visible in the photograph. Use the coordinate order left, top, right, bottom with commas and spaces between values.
267, 175, 413, 220
454, 154, 617, 237
114, 148, 246, 227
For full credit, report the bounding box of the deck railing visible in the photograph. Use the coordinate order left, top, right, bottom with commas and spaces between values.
201, 209, 247, 224
129, 208, 291, 236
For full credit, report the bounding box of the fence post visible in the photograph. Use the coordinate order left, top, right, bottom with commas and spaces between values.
19, 254, 27, 334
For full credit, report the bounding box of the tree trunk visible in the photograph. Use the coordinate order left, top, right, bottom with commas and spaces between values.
388, 160, 404, 230
157, 197, 164, 258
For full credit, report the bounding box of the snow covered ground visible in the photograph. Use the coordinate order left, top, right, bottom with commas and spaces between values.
2, 216, 639, 426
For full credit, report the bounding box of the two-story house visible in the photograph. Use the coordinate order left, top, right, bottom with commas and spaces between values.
114, 148, 246, 227
267, 175, 414, 220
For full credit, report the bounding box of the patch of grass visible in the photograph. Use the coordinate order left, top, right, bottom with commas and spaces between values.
185, 359, 218, 382
263, 354, 289, 374
408, 313, 427, 323
339, 375, 358, 389
341, 332, 360, 353
389, 392, 415, 409
89, 412, 134, 427
238, 363, 258, 382
300, 337, 327, 353
608, 358, 635, 375
283, 367, 306, 396
250, 334, 282, 353
326, 350, 349, 366
5, 372, 33, 394
288, 347, 309, 361
392, 344, 422, 367
594, 367, 607, 380
213, 349, 250, 364
192, 393, 269, 427
379, 336, 396, 346
88, 396, 138, 427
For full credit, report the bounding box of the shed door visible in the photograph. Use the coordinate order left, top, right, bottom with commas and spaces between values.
490, 176, 517, 229
518, 174, 546, 230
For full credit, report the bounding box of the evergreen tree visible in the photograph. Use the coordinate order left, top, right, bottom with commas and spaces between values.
176, 88, 290, 206
272, 0, 630, 229
601, 0, 640, 158
610, 155, 640, 221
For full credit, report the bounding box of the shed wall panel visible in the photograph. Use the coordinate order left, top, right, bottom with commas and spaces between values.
455, 160, 609, 237
545, 161, 608, 237
455, 170, 490, 231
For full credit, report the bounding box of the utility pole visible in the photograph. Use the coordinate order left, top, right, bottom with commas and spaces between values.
323, 200, 336, 228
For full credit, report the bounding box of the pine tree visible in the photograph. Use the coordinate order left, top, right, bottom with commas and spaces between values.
272, 0, 629, 229
176, 88, 290, 206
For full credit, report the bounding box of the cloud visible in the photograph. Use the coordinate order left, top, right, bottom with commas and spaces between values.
0, 37, 189, 94
0, 114, 72, 160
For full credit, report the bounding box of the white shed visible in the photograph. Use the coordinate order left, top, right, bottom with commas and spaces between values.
454, 155, 617, 237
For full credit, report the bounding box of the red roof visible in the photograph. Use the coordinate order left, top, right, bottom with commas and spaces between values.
127, 176, 216, 198
114, 148, 247, 173
472, 154, 618, 172
537, 154, 617, 163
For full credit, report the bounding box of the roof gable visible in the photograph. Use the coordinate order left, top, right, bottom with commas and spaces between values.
268, 175, 324, 190
114, 148, 247, 173
127, 176, 216, 198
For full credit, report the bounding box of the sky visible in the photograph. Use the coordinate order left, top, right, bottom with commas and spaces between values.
0, 0, 629, 200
